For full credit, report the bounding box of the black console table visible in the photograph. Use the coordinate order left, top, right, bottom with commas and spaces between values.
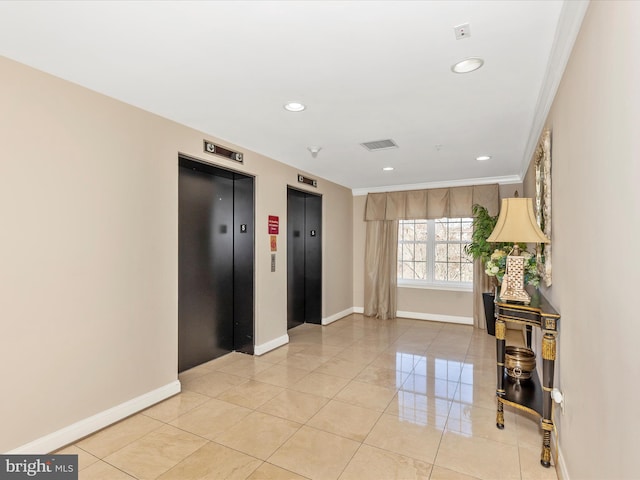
494, 286, 560, 467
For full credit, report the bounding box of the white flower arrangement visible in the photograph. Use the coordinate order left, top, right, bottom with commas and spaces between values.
485, 248, 541, 287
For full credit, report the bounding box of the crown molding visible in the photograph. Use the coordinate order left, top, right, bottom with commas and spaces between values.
351, 174, 522, 196
520, 0, 590, 179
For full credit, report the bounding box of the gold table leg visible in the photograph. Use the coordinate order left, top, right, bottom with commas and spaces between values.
496, 398, 505, 429
540, 333, 556, 468
496, 318, 506, 430
541, 423, 552, 467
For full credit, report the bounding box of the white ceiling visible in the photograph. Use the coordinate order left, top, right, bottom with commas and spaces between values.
0, 1, 586, 192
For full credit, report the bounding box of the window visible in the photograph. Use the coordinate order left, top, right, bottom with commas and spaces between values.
398, 217, 473, 288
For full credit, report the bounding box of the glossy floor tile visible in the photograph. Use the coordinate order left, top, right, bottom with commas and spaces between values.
65, 314, 558, 479
339, 444, 431, 480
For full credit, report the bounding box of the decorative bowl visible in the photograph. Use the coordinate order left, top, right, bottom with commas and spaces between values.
505, 346, 536, 380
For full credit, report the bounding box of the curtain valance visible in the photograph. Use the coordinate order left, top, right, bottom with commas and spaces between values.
364, 184, 499, 221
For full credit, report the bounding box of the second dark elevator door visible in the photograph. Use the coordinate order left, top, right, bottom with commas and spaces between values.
178, 157, 254, 373
287, 187, 322, 329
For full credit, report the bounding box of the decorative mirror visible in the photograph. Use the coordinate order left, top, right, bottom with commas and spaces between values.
535, 129, 552, 286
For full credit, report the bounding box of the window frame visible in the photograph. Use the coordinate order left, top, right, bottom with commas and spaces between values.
397, 217, 473, 292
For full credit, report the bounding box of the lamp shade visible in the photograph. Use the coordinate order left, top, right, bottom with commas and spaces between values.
487, 198, 550, 244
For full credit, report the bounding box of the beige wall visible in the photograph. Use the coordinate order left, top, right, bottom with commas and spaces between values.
323, 187, 354, 318
352, 195, 367, 308
0, 56, 353, 452
397, 288, 472, 319
522, 2, 639, 478
499, 183, 522, 200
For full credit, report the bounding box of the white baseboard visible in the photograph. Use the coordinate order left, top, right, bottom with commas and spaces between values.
553, 428, 569, 480
556, 443, 569, 480
350, 307, 470, 325
254, 334, 289, 355
396, 311, 473, 325
7, 380, 181, 455
322, 307, 354, 325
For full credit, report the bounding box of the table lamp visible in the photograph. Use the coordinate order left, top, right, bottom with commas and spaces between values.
487, 198, 550, 303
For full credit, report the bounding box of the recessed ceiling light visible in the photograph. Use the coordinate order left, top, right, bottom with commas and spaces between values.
284, 102, 306, 112
451, 57, 484, 74
476, 155, 492, 161
382, 166, 394, 171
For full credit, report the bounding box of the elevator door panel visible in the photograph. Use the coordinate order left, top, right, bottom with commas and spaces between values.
179, 158, 254, 372
179, 168, 233, 371
210, 173, 235, 353
233, 175, 254, 354
287, 188, 322, 329
304, 193, 322, 324
287, 189, 306, 329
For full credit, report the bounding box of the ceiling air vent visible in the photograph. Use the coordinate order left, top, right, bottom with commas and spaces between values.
360, 139, 398, 151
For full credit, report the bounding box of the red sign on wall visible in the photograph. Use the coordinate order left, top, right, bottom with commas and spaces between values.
268, 215, 279, 234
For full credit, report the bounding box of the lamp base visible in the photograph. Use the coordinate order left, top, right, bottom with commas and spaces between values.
499, 256, 531, 304
499, 286, 531, 304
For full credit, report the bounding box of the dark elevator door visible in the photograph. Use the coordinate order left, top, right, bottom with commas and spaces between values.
178, 157, 254, 372
287, 187, 322, 329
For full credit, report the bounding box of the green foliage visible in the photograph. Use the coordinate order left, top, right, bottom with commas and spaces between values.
464, 204, 501, 265
464, 203, 521, 263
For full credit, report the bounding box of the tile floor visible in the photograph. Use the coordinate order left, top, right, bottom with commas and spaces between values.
59, 314, 559, 480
